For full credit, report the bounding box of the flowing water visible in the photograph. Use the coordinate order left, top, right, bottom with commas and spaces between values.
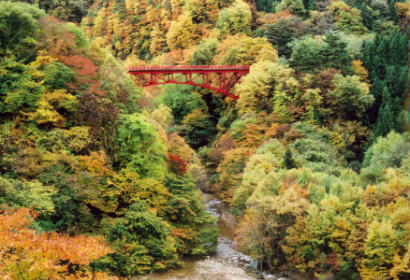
137, 194, 292, 280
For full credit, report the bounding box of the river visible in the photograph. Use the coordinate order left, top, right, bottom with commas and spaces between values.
137, 194, 292, 280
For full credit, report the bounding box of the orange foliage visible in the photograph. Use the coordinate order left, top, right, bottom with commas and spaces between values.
216, 147, 255, 202
63, 55, 98, 77
37, 16, 78, 60
256, 11, 293, 27
352, 60, 370, 83
167, 133, 195, 163
0, 206, 114, 279
237, 123, 267, 148
237, 113, 279, 148
208, 133, 236, 165
170, 227, 195, 240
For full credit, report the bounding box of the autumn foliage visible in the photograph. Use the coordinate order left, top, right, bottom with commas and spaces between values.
2, 0, 410, 278
168, 153, 188, 175
0, 206, 114, 279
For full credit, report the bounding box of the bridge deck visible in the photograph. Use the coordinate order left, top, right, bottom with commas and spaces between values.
126, 65, 250, 72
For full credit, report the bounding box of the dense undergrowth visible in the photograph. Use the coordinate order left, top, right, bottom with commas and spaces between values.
2, 0, 410, 278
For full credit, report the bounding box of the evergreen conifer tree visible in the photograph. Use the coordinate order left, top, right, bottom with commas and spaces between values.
362, 112, 371, 127
389, 0, 400, 24
384, 65, 399, 99
284, 147, 296, 169
398, 67, 409, 100
363, 54, 374, 75
256, 0, 275, 12
396, 110, 405, 133
376, 39, 388, 58
398, 35, 409, 67
362, 40, 370, 60
368, 74, 384, 121
321, 32, 353, 75
363, 42, 375, 74
375, 103, 395, 137
381, 86, 393, 108
394, 95, 403, 117
374, 55, 387, 80
357, 2, 373, 30
375, 33, 383, 47
302, 0, 309, 12
313, 107, 322, 125
388, 33, 400, 66
307, 0, 317, 10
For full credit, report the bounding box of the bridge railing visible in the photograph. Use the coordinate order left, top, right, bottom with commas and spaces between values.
126, 65, 250, 71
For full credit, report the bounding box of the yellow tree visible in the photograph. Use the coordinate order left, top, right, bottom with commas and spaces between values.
166, 13, 197, 50
218, 37, 278, 65
216, 0, 252, 36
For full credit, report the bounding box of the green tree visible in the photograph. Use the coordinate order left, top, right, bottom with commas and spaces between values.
256, 0, 276, 12
290, 35, 326, 73
374, 55, 386, 80
0, 177, 57, 215
276, 0, 307, 18
284, 147, 296, 169
375, 102, 395, 138
376, 38, 388, 59
307, 0, 317, 10
327, 74, 374, 121
190, 38, 219, 66
0, 59, 43, 114
92, 201, 178, 276
363, 131, 410, 169
355, 2, 374, 31
362, 41, 375, 75
388, 0, 399, 24
398, 35, 409, 68
115, 114, 166, 179
397, 66, 409, 101
0, 2, 45, 58
367, 73, 383, 122
182, 109, 218, 148
264, 17, 310, 57
320, 32, 354, 75
43, 62, 76, 90
335, 8, 368, 35
291, 32, 354, 75
387, 32, 400, 66
156, 85, 208, 124
384, 65, 399, 100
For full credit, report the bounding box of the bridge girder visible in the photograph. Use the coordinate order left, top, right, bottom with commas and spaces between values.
127, 66, 250, 100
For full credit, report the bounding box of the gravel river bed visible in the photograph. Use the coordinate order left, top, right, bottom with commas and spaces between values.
137, 194, 296, 280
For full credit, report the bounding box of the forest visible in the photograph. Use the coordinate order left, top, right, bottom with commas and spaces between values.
0, 0, 410, 278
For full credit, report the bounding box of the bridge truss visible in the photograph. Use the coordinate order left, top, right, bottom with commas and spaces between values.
126, 65, 250, 100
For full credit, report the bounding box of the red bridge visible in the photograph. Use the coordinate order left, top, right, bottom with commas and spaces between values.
126, 65, 250, 100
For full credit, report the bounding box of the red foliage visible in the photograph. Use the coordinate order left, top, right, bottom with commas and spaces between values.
168, 153, 187, 175
63, 55, 98, 77
63, 55, 107, 96
327, 250, 341, 271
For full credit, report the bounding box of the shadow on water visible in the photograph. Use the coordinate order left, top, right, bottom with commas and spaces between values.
136, 194, 292, 280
